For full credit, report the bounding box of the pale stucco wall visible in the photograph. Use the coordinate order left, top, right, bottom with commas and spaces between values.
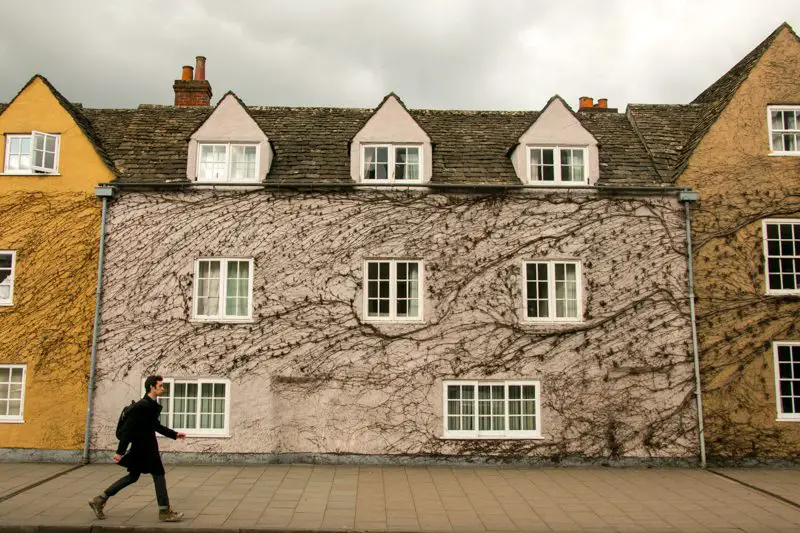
511, 98, 600, 185
187, 94, 272, 181
349, 96, 432, 182
677, 27, 800, 459
90, 189, 696, 460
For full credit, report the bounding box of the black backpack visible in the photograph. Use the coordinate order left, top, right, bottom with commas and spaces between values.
115, 400, 137, 440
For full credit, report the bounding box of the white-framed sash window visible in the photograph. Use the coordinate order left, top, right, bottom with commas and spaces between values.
4, 132, 59, 174
0, 251, 16, 306
523, 260, 582, 322
768, 106, 800, 154
763, 220, 800, 294
193, 258, 254, 321
774, 342, 800, 421
443, 380, 541, 439
197, 143, 259, 182
364, 259, 423, 321
361, 145, 422, 182
528, 146, 587, 184
0, 365, 26, 423
153, 377, 231, 436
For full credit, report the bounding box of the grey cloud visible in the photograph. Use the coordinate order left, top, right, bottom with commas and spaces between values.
0, 0, 798, 111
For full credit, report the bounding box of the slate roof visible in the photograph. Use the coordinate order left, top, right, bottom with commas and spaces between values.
80, 103, 666, 187
626, 104, 706, 180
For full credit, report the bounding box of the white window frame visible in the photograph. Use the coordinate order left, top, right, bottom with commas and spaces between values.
0, 251, 16, 306
192, 258, 254, 322
522, 260, 583, 323
360, 144, 423, 183
442, 380, 542, 439
767, 106, 800, 155
0, 364, 26, 423
773, 342, 800, 422
146, 377, 231, 437
762, 219, 800, 295
196, 142, 260, 183
363, 259, 424, 322
3, 132, 60, 174
526, 145, 588, 185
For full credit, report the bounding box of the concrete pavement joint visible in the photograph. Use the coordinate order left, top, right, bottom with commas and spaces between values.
707, 468, 800, 511
0, 464, 85, 504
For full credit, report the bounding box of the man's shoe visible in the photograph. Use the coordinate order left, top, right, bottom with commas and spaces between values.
158, 508, 184, 522
88, 495, 107, 520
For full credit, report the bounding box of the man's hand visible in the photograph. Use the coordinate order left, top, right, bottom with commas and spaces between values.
113, 454, 122, 463
176, 432, 187, 439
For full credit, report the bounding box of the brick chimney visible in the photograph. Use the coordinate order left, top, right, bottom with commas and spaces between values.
173, 56, 212, 107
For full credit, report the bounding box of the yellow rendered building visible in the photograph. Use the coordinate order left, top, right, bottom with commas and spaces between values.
0, 76, 115, 457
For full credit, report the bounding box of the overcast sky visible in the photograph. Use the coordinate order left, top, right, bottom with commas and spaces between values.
1, 0, 798, 111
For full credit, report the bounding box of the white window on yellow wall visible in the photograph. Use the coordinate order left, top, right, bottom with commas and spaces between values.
768, 106, 800, 154
0, 251, 15, 306
0, 365, 26, 423
4, 132, 59, 174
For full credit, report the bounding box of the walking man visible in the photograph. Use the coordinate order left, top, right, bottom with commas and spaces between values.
89, 375, 186, 522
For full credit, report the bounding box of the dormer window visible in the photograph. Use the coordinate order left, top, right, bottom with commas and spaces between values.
768, 106, 800, 154
362, 145, 421, 182
197, 143, 258, 182
528, 147, 586, 184
4, 132, 59, 174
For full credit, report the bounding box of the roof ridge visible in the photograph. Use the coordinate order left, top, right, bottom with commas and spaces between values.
693, 23, 788, 104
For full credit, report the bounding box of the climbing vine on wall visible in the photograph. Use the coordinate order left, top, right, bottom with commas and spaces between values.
95, 189, 697, 461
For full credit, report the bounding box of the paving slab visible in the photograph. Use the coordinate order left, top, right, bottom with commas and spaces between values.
712, 467, 800, 506
0, 462, 79, 500
0, 464, 798, 532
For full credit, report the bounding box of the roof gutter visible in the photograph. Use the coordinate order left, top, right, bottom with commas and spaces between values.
98, 181, 693, 195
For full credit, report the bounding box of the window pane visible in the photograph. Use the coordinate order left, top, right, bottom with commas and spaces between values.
10, 368, 22, 382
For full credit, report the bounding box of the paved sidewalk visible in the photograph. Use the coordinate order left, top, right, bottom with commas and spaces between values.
0, 462, 78, 500
0, 464, 799, 532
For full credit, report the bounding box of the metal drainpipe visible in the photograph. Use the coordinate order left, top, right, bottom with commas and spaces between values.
679, 190, 706, 468
82, 186, 116, 464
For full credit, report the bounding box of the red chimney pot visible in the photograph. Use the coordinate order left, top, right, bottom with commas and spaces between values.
181, 66, 193, 81
195, 56, 206, 81
579, 96, 593, 110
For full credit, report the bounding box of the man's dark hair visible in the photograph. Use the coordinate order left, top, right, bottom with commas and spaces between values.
144, 375, 163, 394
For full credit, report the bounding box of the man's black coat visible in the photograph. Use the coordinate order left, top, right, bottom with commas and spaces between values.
116, 394, 177, 475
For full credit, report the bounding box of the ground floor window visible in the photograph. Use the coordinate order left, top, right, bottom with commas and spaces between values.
152, 377, 231, 436
775, 342, 800, 421
0, 364, 26, 422
443, 380, 541, 438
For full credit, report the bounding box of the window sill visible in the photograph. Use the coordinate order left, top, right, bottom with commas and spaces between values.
440, 435, 544, 440
525, 181, 589, 186
0, 302, 13, 307
776, 418, 800, 422
765, 290, 800, 296
0, 418, 24, 424
0, 173, 60, 177
190, 318, 256, 324
768, 152, 800, 157
521, 319, 583, 325
157, 432, 230, 438
363, 318, 425, 325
